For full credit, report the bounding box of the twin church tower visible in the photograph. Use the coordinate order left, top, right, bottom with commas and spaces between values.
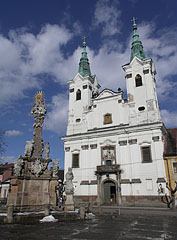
62, 19, 166, 206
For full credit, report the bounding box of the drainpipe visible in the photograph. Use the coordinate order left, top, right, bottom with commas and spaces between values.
165, 158, 171, 195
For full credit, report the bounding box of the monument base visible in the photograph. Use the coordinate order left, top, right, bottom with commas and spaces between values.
7, 177, 58, 212
65, 194, 74, 211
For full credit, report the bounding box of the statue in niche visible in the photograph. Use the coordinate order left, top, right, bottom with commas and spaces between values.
44, 142, 50, 159
65, 167, 74, 194
24, 141, 34, 157
14, 155, 23, 177
103, 148, 115, 161
52, 159, 59, 177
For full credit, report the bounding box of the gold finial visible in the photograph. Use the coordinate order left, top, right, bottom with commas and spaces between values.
35, 91, 43, 102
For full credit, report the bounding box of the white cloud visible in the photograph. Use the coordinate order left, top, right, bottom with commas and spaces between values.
44, 93, 69, 133
0, 156, 16, 163
0, 20, 177, 133
5, 130, 23, 137
0, 24, 73, 105
93, 0, 121, 36
161, 110, 177, 128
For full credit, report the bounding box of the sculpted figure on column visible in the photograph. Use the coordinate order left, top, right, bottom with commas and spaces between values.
14, 155, 23, 177
65, 167, 74, 194
31, 91, 46, 158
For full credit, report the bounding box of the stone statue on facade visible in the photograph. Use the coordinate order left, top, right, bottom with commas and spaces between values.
64, 167, 74, 211
24, 141, 34, 157
44, 142, 50, 159
65, 167, 74, 194
52, 159, 59, 177
14, 155, 23, 177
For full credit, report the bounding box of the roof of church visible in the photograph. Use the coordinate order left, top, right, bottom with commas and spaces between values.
78, 37, 92, 77
130, 17, 147, 62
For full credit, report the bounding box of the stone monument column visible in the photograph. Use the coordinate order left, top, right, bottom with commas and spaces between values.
7, 91, 59, 213
31, 91, 46, 158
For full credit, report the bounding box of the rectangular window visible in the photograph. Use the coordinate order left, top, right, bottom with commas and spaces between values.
104, 113, 112, 124
72, 153, 79, 168
126, 73, 132, 79
69, 88, 74, 93
173, 163, 177, 173
143, 69, 149, 74
141, 146, 152, 163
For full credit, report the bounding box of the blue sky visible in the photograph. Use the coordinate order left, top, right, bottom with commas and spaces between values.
0, 0, 177, 168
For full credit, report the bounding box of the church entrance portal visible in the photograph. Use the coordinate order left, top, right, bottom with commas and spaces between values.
103, 181, 116, 204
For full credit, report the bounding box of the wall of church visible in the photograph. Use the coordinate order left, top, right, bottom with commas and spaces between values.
63, 122, 167, 205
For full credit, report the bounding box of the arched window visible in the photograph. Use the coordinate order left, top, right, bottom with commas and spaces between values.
76, 89, 81, 100
135, 74, 142, 87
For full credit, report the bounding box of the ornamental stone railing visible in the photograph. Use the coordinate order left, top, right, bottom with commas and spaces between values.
96, 164, 121, 175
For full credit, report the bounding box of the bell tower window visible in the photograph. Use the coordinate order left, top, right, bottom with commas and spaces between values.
76, 89, 81, 100
135, 74, 142, 87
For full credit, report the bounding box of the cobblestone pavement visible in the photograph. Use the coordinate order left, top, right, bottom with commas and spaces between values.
0, 214, 177, 240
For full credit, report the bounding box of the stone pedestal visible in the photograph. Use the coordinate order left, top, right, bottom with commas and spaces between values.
44, 204, 50, 216
7, 176, 58, 212
6, 205, 14, 223
65, 194, 74, 211
79, 205, 85, 219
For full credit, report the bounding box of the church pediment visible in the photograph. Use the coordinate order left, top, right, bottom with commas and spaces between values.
130, 56, 144, 67
72, 73, 84, 83
97, 89, 117, 99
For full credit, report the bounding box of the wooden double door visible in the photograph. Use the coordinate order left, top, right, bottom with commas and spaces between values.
103, 181, 116, 204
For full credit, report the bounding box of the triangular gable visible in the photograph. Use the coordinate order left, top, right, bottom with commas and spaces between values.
96, 89, 117, 99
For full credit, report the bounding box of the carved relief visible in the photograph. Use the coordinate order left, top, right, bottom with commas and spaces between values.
44, 142, 50, 159
147, 100, 154, 111
24, 141, 34, 157
29, 158, 48, 177
52, 159, 59, 177
101, 146, 116, 165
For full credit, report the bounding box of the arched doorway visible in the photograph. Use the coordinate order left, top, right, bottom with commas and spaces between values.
103, 180, 116, 204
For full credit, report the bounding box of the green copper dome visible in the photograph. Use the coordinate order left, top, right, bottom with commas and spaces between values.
130, 17, 147, 62
78, 37, 91, 77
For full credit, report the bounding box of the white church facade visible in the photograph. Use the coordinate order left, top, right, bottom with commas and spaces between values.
62, 20, 167, 206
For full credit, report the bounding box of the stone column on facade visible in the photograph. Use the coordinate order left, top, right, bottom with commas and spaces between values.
96, 174, 102, 206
